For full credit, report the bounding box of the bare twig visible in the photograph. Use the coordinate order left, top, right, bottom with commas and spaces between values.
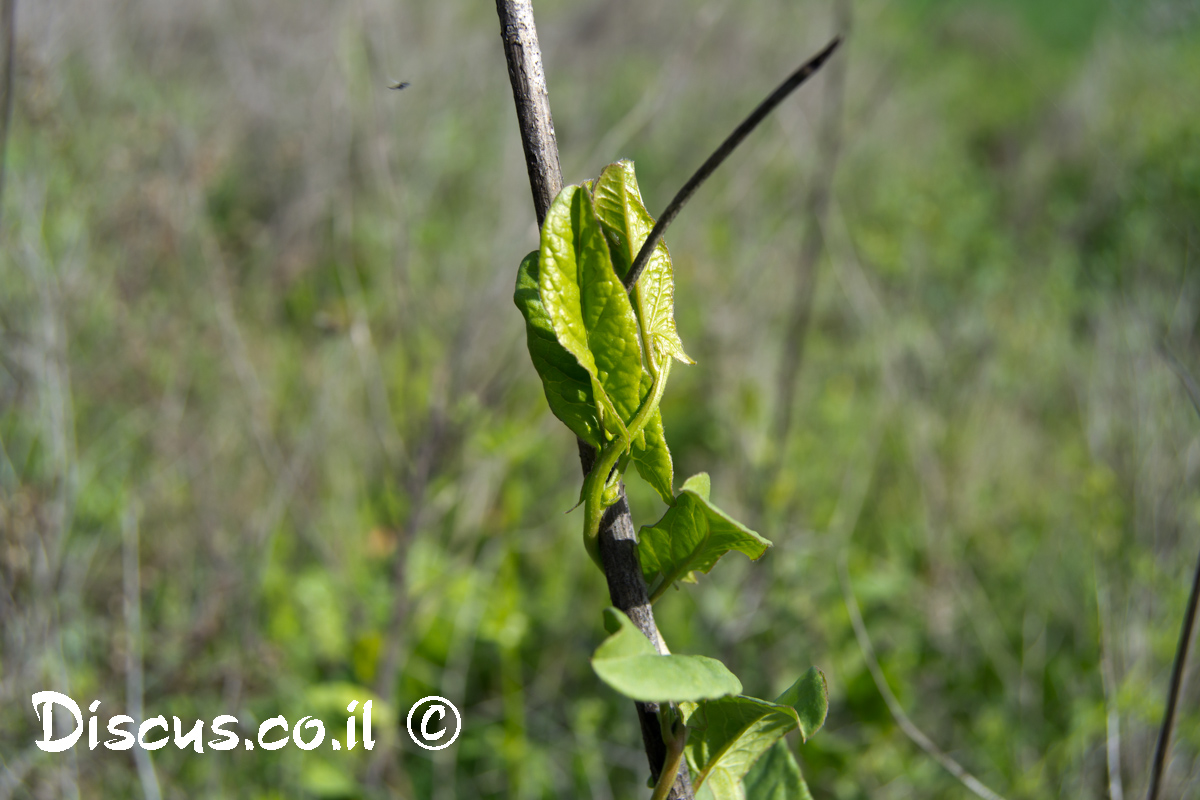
495, 0, 561, 228
494, 2, 692, 796
1145, 347, 1200, 800
623, 35, 843, 292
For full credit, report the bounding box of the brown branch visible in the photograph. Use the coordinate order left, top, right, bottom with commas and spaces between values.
494, 2, 693, 796
495, 0, 561, 228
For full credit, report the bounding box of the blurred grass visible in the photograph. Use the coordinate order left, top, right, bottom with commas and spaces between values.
2, 0, 1200, 798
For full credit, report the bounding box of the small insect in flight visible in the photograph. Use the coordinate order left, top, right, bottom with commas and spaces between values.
389, 81, 411, 91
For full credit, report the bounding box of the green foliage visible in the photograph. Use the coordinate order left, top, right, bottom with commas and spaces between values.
539, 183, 644, 439
514, 251, 603, 447
681, 668, 827, 798
519, 162, 826, 798
591, 608, 742, 703
741, 740, 814, 800
639, 472, 772, 601
518, 164, 698, 564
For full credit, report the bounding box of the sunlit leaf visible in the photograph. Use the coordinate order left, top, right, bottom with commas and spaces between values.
591, 608, 742, 703
514, 251, 602, 447
630, 371, 673, 503
540, 184, 645, 435
640, 473, 771, 595
592, 160, 693, 364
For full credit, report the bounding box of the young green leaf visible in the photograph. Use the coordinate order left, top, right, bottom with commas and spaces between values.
639, 473, 772, 599
630, 371, 674, 503
741, 740, 814, 800
692, 770, 741, 800
592, 160, 693, 365
514, 251, 603, 447
591, 608, 743, 703
681, 668, 828, 794
682, 695, 801, 793
542, 184, 648, 438
775, 667, 828, 741
539, 184, 645, 435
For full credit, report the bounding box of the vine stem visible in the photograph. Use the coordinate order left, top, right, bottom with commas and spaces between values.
623, 35, 843, 292
583, 356, 672, 567
651, 711, 687, 800
494, 2, 694, 796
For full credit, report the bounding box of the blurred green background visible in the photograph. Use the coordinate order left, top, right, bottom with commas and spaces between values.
3, 0, 1199, 797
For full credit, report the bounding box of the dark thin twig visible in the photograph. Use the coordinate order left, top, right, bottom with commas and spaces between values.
1146, 347, 1200, 800
623, 35, 843, 292
494, 2, 693, 796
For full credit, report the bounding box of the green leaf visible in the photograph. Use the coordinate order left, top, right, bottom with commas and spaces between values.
775, 667, 828, 741
630, 371, 673, 503
639, 473, 771, 596
682, 668, 828, 793
741, 740, 814, 800
514, 251, 602, 447
694, 771, 741, 800
682, 695, 801, 792
591, 608, 743, 703
592, 160, 693, 365
540, 184, 645, 435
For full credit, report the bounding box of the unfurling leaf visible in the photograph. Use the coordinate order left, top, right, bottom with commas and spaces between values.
514, 251, 602, 447
540, 184, 644, 437
591, 608, 742, 703
640, 473, 771, 598
592, 160, 694, 365
630, 371, 673, 503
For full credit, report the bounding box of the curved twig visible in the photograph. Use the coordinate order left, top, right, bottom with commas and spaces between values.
623, 35, 843, 292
